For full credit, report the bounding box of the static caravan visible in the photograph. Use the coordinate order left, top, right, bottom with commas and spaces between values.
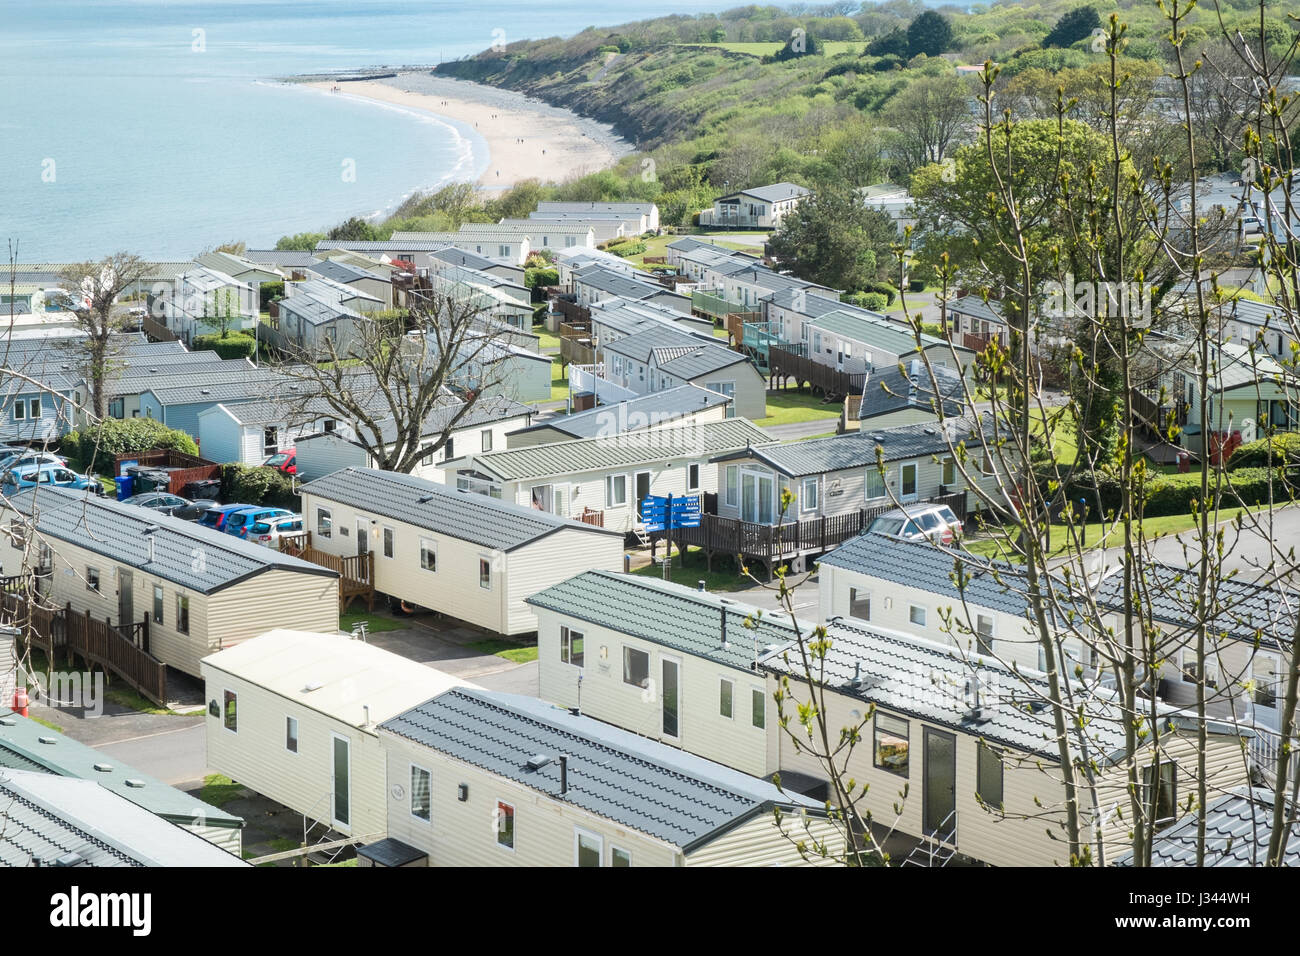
298, 468, 624, 636
0, 708, 244, 854
292, 396, 533, 484
506, 384, 730, 449
197, 398, 337, 467
445, 419, 776, 535
202, 629, 472, 842
528, 571, 793, 777
377, 687, 841, 867
0, 487, 340, 677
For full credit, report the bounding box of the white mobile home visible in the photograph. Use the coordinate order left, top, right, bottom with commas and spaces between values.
0, 488, 340, 677
444, 419, 776, 534
506, 384, 730, 449
377, 686, 840, 866
298, 468, 625, 635
202, 629, 472, 842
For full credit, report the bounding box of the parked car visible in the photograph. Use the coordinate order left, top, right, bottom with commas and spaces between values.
223, 506, 294, 540
1, 463, 99, 493
197, 503, 258, 532
262, 449, 296, 475
0, 451, 66, 475
121, 492, 219, 521
867, 504, 963, 544
246, 514, 303, 548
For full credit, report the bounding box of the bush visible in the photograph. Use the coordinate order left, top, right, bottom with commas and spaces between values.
909, 278, 926, 293
194, 332, 257, 360
524, 266, 559, 289
1061, 466, 1296, 518
859, 292, 889, 311
607, 241, 647, 258
219, 464, 300, 511
61, 420, 199, 475
1228, 433, 1300, 469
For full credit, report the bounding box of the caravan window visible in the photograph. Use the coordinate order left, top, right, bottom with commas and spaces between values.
873, 713, 909, 777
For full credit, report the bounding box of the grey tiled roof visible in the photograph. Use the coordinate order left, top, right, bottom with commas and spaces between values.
717, 414, 989, 477
1095, 564, 1297, 649
760, 620, 1129, 760
0, 769, 246, 867
655, 344, 747, 378
242, 249, 319, 268
603, 324, 718, 364
464, 419, 774, 482
575, 265, 677, 301
730, 182, 810, 203
948, 295, 1007, 325
1115, 787, 1300, 866
300, 467, 619, 551
428, 247, 522, 276
278, 290, 366, 327
304, 259, 387, 285
379, 687, 820, 851
855, 362, 968, 422
526, 570, 808, 671
9, 486, 336, 594
516, 385, 730, 440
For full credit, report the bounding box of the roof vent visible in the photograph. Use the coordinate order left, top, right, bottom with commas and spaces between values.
417, 494, 436, 504
302, 681, 323, 693
38, 735, 57, 745
200, 389, 211, 395
0, 717, 14, 727
92, 762, 113, 773
526, 754, 552, 771
124, 778, 147, 788
871, 434, 885, 441
53, 852, 86, 867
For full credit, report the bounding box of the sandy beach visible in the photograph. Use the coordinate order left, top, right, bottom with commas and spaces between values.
304, 72, 631, 190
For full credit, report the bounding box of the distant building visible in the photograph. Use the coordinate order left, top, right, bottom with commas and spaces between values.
699, 182, 811, 229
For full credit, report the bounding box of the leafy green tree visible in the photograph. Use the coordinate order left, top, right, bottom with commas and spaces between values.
275, 231, 326, 252
1043, 6, 1101, 49
768, 185, 896, 291
906, 11, 952, 58
326, 216, 384, 242
866, 26, 908, 58
884, 74, 974, 176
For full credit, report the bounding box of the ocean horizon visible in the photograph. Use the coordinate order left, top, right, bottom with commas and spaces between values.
0, 0, 740, 262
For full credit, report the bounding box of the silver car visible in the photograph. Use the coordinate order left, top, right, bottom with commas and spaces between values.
867, 504, 963, 544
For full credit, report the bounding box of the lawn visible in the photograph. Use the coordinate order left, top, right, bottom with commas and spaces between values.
533, 323, 561, 351
200, 774, 244, 808
630, 548, 756, 592
756, 388, 843, 428
467, 639, 539, 664
1030, 405, 1079, 468
966, 506, 1251, 560
548, 356, 568, 402
339, 610, 404, 634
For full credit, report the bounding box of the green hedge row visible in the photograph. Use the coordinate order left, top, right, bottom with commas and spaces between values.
60, 420, 199, 475
219, 464, 300, 511
1060, 466, 1297, 518
194, 332, 257, 360
1227, 433, 1300, 469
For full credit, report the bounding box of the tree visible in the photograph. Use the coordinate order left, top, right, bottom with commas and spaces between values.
767, 185, 896, 290
275, 231, 326, 251
1185, 40, 1261, 172
884, 75, 974, 177
906, 11, 951, 58
59, 252, 148, 422
1043, 6, 1100, 49
866, 26, 908, 58
326, 216, 384, 242
275, 289, 513, 474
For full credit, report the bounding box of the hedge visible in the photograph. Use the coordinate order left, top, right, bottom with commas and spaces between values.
607, 241, 647, 258
525, 266, 559, 289
60, 419, 199, 475
1227, 433, 1300, 470
1059, 466, 1297, 518
194, 332, 257, 360
219, 464, 300, 511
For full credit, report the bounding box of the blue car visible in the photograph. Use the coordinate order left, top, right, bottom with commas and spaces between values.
1, 463, 99, 493
197, 503, 257, 533
223, 506, 294, 540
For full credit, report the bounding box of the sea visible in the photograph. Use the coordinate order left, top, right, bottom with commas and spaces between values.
0, 0, 739, 261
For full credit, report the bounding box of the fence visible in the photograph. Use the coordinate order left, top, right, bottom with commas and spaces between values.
1, 588, 167, 706
140, 314, 178, 343
768, 345, 866, 400
279, 531, 374, 611
115, 448, 221, 496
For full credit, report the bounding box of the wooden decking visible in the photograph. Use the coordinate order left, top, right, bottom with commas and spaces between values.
1, 583, 168, 706
768, 345, 867, 401
652, 492, 968, 578
279, 531, 375, 612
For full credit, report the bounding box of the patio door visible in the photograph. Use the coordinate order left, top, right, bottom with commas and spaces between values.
740, 471, 774, 524
118, 570, 134, 630
661, 656, 681, 739
922, 728, 957, 839
331, 734, 351, 830
900, 462, 919, 502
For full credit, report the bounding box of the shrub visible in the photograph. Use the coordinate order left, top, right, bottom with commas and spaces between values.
61, 419, 199, 475
859, 292, 889, 311
1061, 466, 1296, 518
1227, 433, 1300, 469
219, 464, 300, 511
909, 278, 926, 293
607, 241, 647, 258
194, 332, 257, 360
525, 266, 559, 289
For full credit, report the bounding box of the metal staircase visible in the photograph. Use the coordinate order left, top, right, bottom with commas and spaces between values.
900, 811, 959, 867
303, 793, 358, 866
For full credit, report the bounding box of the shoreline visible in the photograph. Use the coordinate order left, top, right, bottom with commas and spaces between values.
299, 71, 633, 191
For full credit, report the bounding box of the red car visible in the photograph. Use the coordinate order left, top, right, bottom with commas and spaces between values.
263, 449, 296, 475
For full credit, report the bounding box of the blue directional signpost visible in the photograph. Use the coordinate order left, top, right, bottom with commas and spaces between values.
640, 493, 701, 578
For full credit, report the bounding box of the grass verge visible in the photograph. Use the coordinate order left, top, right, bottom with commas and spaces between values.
466, 639, 539, 664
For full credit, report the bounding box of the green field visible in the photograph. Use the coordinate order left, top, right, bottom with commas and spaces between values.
756, 389, 844, 429
467, 639, 539, 664
967, 506, 1251, 560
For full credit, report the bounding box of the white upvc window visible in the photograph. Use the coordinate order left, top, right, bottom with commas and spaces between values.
575, 828, 603, 867
316, 507, 332, 538
719, 677, 734, 719
285, 716, 299, 754
410, 764, 432, 822
606, 473, 627, 507
909, 605, 927, 627
560, 625, 584, 668
725, 465, 738, 507
800, 476, 818, 513
976, 614, 995, 655
420, 537, 437, 572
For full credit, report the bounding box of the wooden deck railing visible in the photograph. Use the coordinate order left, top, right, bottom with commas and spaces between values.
768, 345, 867, 401
652, 490, 969, 577
578, 507, 604, 528
723, 311, 764, 347
2, 588, 167, 706
279, 530, 374, 612
140, 313, 178, 343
